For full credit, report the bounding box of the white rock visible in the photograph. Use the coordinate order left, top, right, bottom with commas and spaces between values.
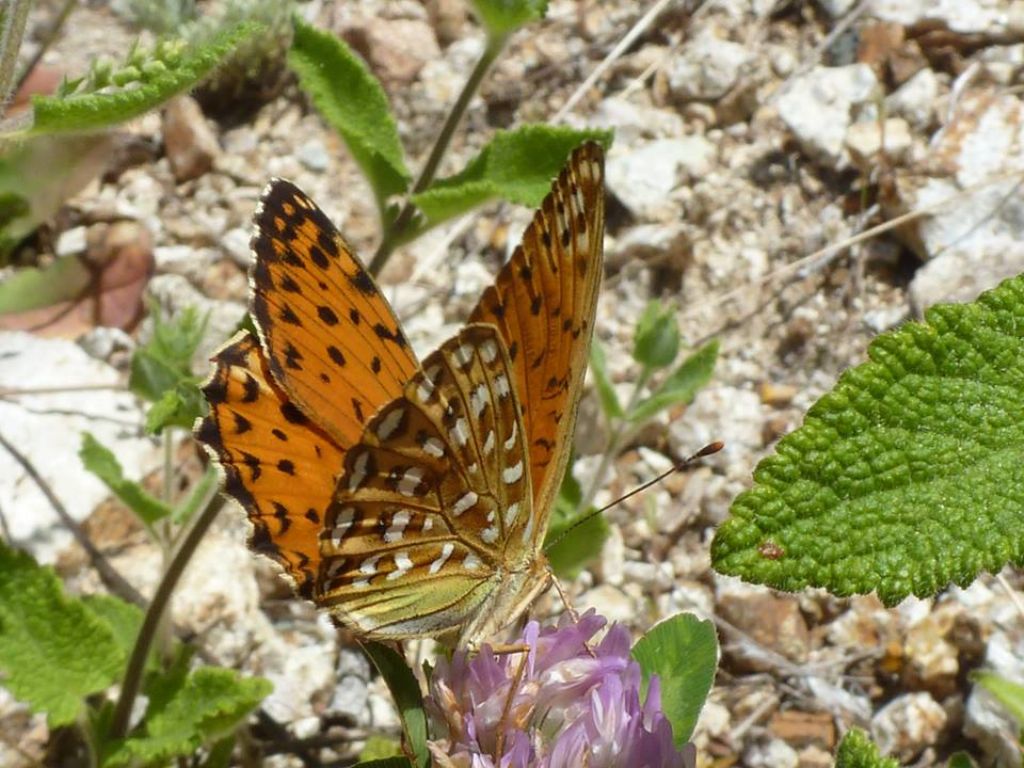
776, 64, 880, 167
871, 0, 1012, 35
0, 333, 159, 562
744, 738, 799, 768
668, 386, 763, 472
871, 692, 947, 763
844, 117, 912, 172
222, 226, 253, 268
297, 139, 330, 173
591, 96, 686, 143
814, 0, 858, 17
55, 226, 88, 257
886, 68, 941, 130
606, 137, 717, 220
577, 583, 635, 623
905, 91, 1024, 311
666, 28, 754, 101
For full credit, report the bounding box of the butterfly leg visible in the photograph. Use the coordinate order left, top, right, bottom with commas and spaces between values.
548, 566, 580, 623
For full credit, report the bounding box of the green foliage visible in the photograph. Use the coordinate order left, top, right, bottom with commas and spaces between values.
975, 671, 1024, 726
545, 461, 609, 579
16, 22, 263, 136
362, 642, 429, 768
946, 753, 977, 768
469, 0, 548, 39
0, 134, 113, 262
80, 433, 172, 526
0, 542, 124, 726
629, 340, 718, 424
103, 660, 272, 766
358, 735, 406, 762
288, 17, 410, 214
353, 759, 414, 768
411, 126, 613, 234
835, 728, 900, 768
129, 303, 208, 433
590, 340, 625, 419
631, 613, 717, 746
80, 596, 145, 660
634, 300, 681, 370
713, 272, 1024, 605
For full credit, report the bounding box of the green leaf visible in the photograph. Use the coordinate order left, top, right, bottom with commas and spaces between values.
81, 595, 144, 661
130, 304, 206, 402
288, 17, 410, 211
835, 728, 900, 768
104, 666, 272, 766
589, 339, 624, 420
629, 340, 718, 424
543, 463, 608, 579
631, 613, 717, 746
0, 541, 124, 726
411, 126, 612, 233
975, 671, 1024, 724
713, 272, 1024, 605
353, 760, 414, 768
361, 642, 429, 768
80, 432, 171, 525
633, 300, 680, 370
469, 0, 548, 39
946, 753, 976, 768
0, 135, 114, 262
144, 382, 206, 434
359, 734, 405, 762
19, 23, 263, 136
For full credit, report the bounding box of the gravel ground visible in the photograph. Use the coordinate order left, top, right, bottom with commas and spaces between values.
4, 0, 1024, 765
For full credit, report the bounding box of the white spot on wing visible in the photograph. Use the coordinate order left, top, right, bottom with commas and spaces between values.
423, 516, 434, 532
470, 384, 489, 418
330, 507, 356, 548
481, 339, 498, 363
384, 510, 410, 543
504, 502, 520, 527
455, 343, 474, 368
376, 407, 404, 441
354, 554, 381, 588
422, 436, 444, 458
481, 525, 499, 544
429, 543, 454, 574
450, 417, 470, 447
398, 466, 425, 497
453, 491, 478, 516
482, 430, 495, 455
348, 451, 370, 491
503, 460, 523, 484
463, 553, 482, 571
388, 551, 412, 580
504, 421, 518, 450
417, 366, 441, 401
495, 374, 511, 399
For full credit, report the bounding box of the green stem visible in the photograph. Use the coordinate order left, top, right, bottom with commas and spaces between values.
0, 0, 32, 119
368, 33, 507, 276
575, 369, 651, 517
13, 0, 76, 96
108, 493, 223, 740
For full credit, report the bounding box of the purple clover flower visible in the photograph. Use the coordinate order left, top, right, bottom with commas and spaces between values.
426, 611, 696, 768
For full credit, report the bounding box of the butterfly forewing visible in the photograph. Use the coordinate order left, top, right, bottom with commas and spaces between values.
468, 143, 605, 535
196, 333, 344, 596
251, 180, 420, 447
315, 324, 534, 640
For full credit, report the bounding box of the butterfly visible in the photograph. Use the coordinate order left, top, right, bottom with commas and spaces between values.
196, 142, 605, 648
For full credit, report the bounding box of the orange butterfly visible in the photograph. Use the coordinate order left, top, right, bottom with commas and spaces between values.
196, 142, 605, 647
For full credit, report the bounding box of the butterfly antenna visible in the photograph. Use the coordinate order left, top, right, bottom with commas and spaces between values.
543, 441, 724, 554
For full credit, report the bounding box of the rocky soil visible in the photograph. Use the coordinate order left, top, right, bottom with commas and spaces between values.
3, 0, 1024, 766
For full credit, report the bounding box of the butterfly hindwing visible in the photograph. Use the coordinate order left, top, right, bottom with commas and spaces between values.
315, 324, 533, 640
197, 332, 344, 597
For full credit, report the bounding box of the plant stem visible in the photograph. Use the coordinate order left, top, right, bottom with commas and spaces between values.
0, 0, 32, 119
13, 0, 76, 96
108, 493, 223, 740
368, 33, 506, 276
576, 370, 650, 517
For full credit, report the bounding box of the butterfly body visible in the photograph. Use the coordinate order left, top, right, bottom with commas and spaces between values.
197, 143, 605, 648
